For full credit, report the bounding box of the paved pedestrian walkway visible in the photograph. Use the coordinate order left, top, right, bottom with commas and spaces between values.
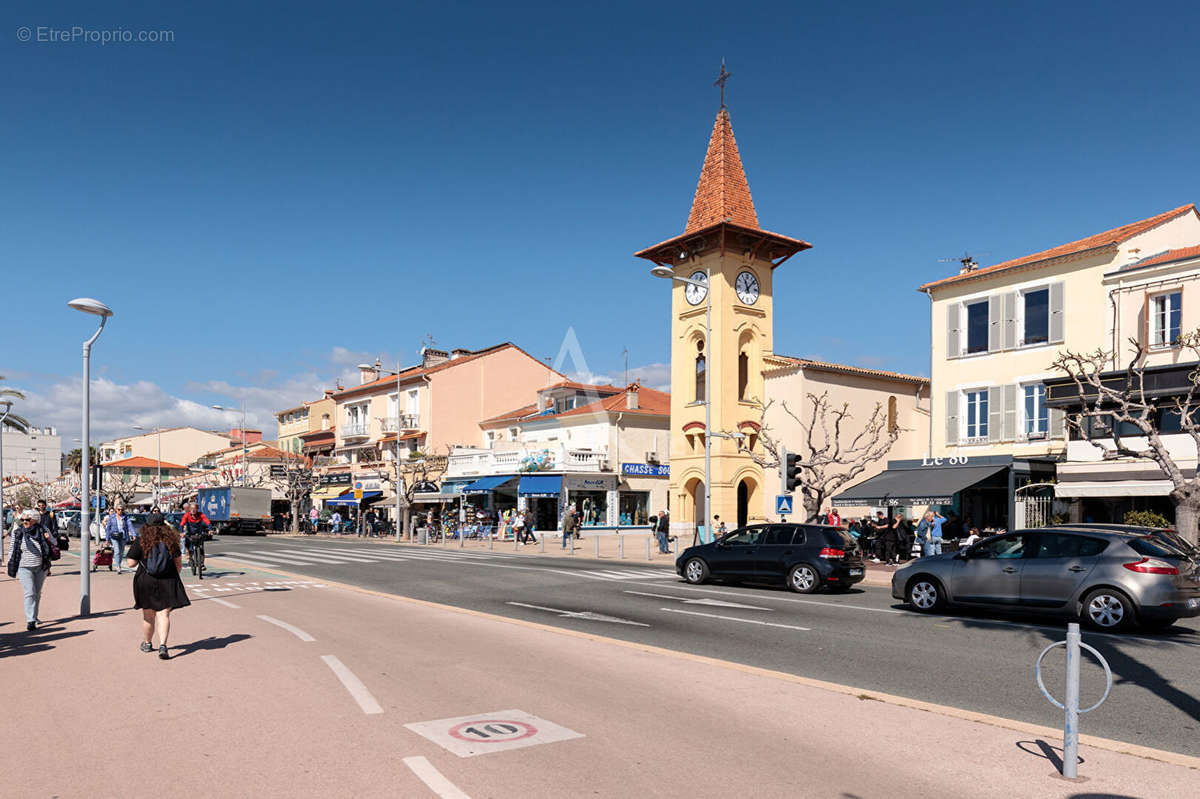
2, 555, 1195, 798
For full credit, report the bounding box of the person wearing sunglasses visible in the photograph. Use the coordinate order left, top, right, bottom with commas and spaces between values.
7, 508, 56, 630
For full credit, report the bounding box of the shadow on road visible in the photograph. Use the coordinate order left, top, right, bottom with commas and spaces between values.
170, 633, 252, 658
1015, 739, 1083, 773
0, 625, 92, 660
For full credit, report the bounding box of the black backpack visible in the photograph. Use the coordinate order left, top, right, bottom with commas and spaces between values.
145, 541, 172, 577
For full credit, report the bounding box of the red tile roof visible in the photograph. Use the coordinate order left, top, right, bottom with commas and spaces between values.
686, 108, 759, 233
103, 456, 189, 470
1121, 244, 1200, 271
765, 355, 928, 385
920, 204, 1198, 291
483, 385, 670, 427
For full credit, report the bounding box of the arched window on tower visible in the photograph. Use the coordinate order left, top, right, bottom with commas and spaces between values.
738, 351, 749, 400
695, 339, 706, 403
888, 396, 898, 434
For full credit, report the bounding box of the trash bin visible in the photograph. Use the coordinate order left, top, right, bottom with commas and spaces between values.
418, 526, 428, 544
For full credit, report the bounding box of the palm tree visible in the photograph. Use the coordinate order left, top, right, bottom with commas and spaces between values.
0, 374, 29, 433
66, 447, 97, 473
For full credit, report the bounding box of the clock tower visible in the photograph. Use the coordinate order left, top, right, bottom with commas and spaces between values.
635, 99, 810, 537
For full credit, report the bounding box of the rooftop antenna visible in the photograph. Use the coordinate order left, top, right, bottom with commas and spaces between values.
624, 347, 629, 387
938, 251, 990, 274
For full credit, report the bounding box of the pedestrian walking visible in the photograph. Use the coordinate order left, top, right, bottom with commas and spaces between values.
330, 509, 343, 535
824, 508, 842, 527
520, 508, 537, 544
127, 514, 190, 660
8, 508, 57, 630
37, 499, 62, 549
560, 504, 578, 549
656, 509, 671, 553
894, 514, 914, 561
308, 506, 319, 533
104, 503, 136, 574
364, 508, 377, 537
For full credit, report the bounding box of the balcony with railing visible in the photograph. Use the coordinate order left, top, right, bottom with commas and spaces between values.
445, 445, 608, 478
341, 421, 370, 439
381, 414, 421, 433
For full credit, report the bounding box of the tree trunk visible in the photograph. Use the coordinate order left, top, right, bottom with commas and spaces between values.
290, 499, 300, 533
801, 493, 821, 524
1172, 497, 1200, 547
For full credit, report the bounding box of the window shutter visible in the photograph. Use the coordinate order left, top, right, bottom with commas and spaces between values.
1003, 292, 1018, 350
1050, 407, 1066, 439
987, 386, 1003, 442
1002, 384, 1018, 441
945, 391, 959, 446
946, 304, 961, 358
988, 296, 1002, 352
1049, 282, 1065, 344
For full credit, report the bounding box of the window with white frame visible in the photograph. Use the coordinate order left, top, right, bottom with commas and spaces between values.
509, 427, 519, 440
1151, 291, 1182, 347
965, 300, 988, 354
1023, 384, 1047, 437
965, 390, 988, 440
1022, 288, 1049, 345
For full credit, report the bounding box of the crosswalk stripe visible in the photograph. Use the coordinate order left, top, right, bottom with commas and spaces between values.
210, 552, 313, 569
245, 551, 361, 565
279, 548, 411, 562
272, 549, 384, 563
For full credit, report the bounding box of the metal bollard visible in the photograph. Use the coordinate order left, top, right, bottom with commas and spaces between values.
570, 534, 575, 555
618, 534, 624, 559
459, 528, 463, 549
490, 532, 494, 551
646, 535, 651, 561
595, 535, 600, 558
1035, 622, 1113, 779
672, 537, 678, 555
540, 533, 545, 553
514, 533, 519, 552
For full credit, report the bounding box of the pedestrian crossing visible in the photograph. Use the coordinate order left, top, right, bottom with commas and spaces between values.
208, 544, 678, 582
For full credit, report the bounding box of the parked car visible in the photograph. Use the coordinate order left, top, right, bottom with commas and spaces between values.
1054, 523, 1200, 560
676, 523, 866, 593
892, 527, 1200, 631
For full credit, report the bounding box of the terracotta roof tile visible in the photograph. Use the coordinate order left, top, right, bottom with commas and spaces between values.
767, 356, 928, 385
103, 456, 190, 470
1120, 244, 1200, 271
333, 343, 564, 400
686, 109, 759, 233
920, 204, 1198, 291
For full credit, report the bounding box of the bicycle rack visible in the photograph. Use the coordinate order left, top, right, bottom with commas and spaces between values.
1034, 622, 1112, 779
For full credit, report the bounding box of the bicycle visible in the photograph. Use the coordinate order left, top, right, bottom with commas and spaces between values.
187, 536, 205, 579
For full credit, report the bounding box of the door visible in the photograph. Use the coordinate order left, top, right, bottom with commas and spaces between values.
1019, 533, 1108, 608
950, 533, 1027, 604
709, 525, 766, 578
755, 525, 802, 580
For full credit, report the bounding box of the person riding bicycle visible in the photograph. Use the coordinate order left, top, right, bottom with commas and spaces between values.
180, 502, 211, 572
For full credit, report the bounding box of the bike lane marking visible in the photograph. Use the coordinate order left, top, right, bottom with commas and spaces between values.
658, 607, 810, 631
209, 598, 240, 609
321, 654, 384, 714
257, 614, 315, 642
405, 709, 583, 757
401, 756, 472, 799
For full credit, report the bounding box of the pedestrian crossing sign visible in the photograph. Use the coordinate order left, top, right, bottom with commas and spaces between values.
775, 495, 793, 515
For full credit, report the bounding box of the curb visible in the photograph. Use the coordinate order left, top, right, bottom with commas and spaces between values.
208, 552, 1200, 772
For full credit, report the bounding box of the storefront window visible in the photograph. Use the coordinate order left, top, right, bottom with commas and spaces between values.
619, 492, 650, 526
570, 491, 607, 526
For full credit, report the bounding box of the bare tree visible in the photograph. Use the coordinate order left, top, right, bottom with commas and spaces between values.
724, 394, 901, 522
101, 471, 141, 509
271, 455, 318, 533
1052, 335, 1200, 546
380, 450, 449, 540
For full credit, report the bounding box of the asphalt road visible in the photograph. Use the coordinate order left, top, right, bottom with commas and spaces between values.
207, 536, 1200, 757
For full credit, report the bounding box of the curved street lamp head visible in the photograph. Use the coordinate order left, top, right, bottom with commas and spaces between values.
68, 297, 114, 317
649, 266, 675, 279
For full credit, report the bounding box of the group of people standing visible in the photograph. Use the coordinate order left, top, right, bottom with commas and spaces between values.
833, 508, 959, 564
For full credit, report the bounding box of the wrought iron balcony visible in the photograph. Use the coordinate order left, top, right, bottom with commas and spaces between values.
381, 414, 421, 433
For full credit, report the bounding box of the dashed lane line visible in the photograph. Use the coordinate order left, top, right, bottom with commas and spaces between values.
402, 756, 472, 799
321, 655, 384, 714
209, 598, 240, 609
660, 583, 907, 614
257, 614, 316, 642
658, 607, 811, 631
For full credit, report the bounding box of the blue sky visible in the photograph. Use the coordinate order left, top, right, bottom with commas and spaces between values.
4, 0, 1199, 446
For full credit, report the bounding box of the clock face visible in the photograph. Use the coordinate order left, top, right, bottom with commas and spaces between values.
684, 271, 709, 305
735, 270, 760, 305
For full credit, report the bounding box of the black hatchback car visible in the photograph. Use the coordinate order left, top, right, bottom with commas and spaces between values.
676, 523, 865, 593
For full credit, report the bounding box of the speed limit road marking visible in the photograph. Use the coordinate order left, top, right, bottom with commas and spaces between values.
405, 709, 583, 757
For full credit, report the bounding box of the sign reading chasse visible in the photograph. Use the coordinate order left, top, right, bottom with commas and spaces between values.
621, 463, 669, 477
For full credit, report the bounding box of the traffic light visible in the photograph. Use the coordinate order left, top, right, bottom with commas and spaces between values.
91, 463, 104, 492
783, 452, 801, 492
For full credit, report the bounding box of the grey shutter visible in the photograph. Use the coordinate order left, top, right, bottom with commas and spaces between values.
987, 386, 1003, 442
988, 295, 1002, 352
945, 391, 959, 446
1049, 282, 1065, 344
1050, 407, 1066, 439
1003, 292, 1018, 350
946, 304, 961, 358
1002, 384, 1018, 441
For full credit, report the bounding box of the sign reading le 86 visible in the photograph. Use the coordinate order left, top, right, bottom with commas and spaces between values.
920, 455, 969, 467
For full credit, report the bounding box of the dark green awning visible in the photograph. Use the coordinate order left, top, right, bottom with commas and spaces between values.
832, 464, 1007, 507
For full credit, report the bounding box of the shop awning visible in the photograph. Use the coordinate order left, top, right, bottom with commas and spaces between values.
311, 485, 348, 501
1055, 480, 1173, 498
462, 475, 518, 494
412, 492, 461, 504
519, 474, 562, 497
832, 464, 1008, 507
326, 491, 382, 506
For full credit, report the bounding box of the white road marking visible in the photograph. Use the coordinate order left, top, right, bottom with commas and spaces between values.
661, 584, 907, 614
210, 598, 240, 608
257, 614, 316, 642
507, 601, 649, 627
659, 607, 810, 631
624, 590, 769, 610
274, 548, 384, 562
247, 550, 364, 564
402, 756, 472, 799
321, 655, 383, 714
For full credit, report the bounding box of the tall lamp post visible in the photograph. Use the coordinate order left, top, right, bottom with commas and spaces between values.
650, 265, 713, 543
69, 297, 114, 616
131, 424, 162, 506
212, 401, 248, 485
0, 400, 11, 561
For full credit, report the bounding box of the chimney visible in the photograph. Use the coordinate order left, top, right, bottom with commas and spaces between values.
359, 362, 380, 385
422, 347, 449, 368
625, 384, 640, 410
323, 389, 334, 398
450, 348, 471, 360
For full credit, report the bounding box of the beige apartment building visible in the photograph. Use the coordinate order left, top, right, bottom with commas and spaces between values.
99, 427, 254, 471
876, 203, 1200, 530
276, 394, 336, 456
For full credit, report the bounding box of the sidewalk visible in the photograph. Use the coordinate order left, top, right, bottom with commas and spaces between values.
270, 531, 899, 586
3, 556, 1194, 798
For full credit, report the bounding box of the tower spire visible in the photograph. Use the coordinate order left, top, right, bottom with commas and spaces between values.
684, 104, 759, 233
714, 59, 732, 109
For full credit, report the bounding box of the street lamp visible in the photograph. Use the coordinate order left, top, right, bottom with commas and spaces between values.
650, 265, 713, 543
0, 400, 11, 561
212, 401, 248, 486
69, 296, 113, 616
131, 425, 162, 506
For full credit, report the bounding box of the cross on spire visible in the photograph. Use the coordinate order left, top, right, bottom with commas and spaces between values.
714, 59, 732, 109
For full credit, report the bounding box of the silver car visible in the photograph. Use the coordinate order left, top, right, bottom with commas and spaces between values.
891, 527, 1200, 631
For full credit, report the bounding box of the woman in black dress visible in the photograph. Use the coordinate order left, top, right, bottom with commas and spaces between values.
126, 517, 190, 660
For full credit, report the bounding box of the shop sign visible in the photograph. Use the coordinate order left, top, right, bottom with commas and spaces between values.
919, 455, 970, 467
621, 462, 669, 477
564, 475, 616, 491
319, 473, 352, 486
